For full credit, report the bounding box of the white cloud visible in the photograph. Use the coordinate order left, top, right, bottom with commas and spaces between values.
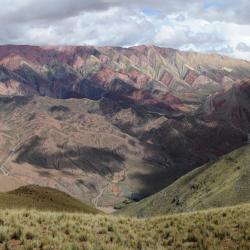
0, 0, 250, 60
237, 42, 250, 52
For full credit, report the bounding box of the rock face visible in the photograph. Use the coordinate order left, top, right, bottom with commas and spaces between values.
1, 45, 250, 111
201, 80, 250, 132
0, 45, 249, 207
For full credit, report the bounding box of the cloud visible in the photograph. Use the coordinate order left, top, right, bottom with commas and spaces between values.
154, 18, 226, 50
237, 42, 250, 52
0, 0, 250, 60
0, 0, 112, 23
1, 0, 250, 25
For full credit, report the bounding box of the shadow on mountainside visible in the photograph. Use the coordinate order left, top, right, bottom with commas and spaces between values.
15, 136, 125, 176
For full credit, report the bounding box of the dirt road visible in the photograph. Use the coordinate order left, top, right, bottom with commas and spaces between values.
0, 135, 21, 176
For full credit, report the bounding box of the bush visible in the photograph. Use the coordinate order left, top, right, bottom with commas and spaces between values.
0, 231, 6, 243
79, 234, 88, 242
11, 228, 22, 240
107, 225, 114, 232
25, 231, 34, 240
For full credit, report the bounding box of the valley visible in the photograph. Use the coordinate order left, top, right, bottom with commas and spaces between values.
1, 1, 250, 249
0, 45, 249, 210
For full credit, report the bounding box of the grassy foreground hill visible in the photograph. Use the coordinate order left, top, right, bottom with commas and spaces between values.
0, 185, 99, 214
118, 145, 250, 217
0, 204, 249, 249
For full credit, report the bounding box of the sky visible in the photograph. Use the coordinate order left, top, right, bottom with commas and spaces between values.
0, 0, 250, 60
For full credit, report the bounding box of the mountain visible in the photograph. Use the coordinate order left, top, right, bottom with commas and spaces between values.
0, 185, 99, 213
0, 45, 249, 208
117, 145, 250, 217
1, 45, 250, 111
0, 93, 247, 208
0, 95, 173, 207
201, 79, 250, 132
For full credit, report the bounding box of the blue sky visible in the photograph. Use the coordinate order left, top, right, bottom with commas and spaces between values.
142, 8, 161, 17
0, 0, 250, 60
203, 2, 225, 10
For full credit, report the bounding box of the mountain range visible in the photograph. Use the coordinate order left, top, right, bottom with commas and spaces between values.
0, 45, 249, 210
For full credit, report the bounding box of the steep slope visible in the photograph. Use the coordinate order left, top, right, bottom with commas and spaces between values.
0, 185, 99, 213
0, 95, 171, 207
118, 145, 250, 217
1, 45, 250, 113
201, 79, 250, 132
0, 94, 248, 208
0, 92, 248, 208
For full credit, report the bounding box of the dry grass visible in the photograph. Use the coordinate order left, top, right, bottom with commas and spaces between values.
0, 204, 249, 250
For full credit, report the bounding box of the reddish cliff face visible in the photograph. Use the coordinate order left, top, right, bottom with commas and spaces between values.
201, 80, 250, 132
1, 45, 250, 112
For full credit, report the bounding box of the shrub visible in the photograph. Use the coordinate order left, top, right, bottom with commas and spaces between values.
11, 228, 22, 240
0, 231, 6, 243
0, 219, 4, 226
25, 231, 34, 240
79, 234, 88, 242
107, 225, 114, 232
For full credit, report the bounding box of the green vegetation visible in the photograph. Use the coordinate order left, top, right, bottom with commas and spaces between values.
0, 185, 99, 214
0, 204, 249, 249
113, 199, 133, 210
118, 145, 250, 217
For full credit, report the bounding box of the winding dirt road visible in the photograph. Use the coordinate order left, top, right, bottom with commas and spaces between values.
92, 169, 127, 209
92, 185, 108, 208
0, 135, 21, 176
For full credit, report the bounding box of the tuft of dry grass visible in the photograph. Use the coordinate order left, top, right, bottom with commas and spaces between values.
0, 204, 249, 249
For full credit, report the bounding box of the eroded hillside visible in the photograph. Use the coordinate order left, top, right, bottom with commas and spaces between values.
0, 45, 249, 208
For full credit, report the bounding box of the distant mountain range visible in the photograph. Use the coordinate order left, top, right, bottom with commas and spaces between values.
1, 45, 250, 108
0, 45, 249, 209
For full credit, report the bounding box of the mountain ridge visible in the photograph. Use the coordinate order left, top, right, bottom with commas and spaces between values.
1, 44, 250, 108
117, 145, 250, 217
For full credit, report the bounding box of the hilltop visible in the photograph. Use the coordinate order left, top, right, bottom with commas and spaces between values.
118, 145, 250, 217
0, 185, 99, 214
